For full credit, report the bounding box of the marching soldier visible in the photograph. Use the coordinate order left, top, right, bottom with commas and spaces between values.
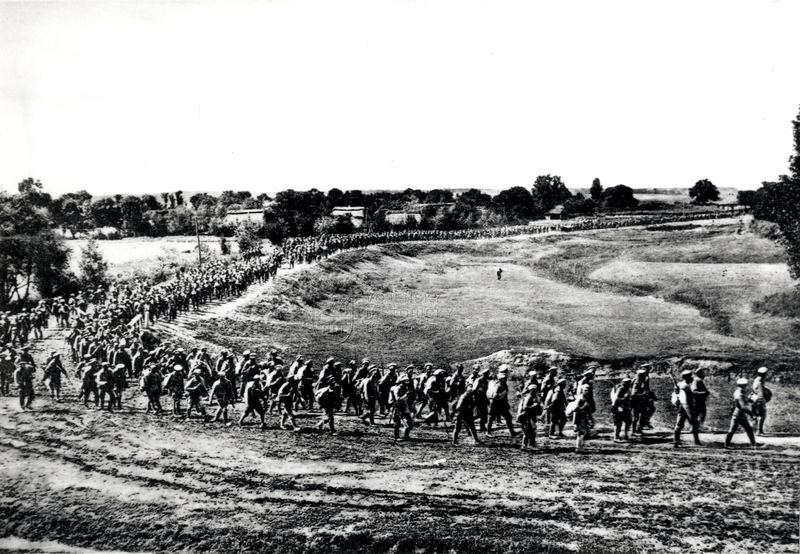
239, 375, 267, 429
185, 369, 209, 421
674, 369, 701, 447
724, 378, 757, 449
13, 362, 36, 410
487, 368, 516, 437
389, 376, 414, 441
691, 368, 710, 429
546, 378, 567, 439
208, 371, 234, 423
162, 364, 185, 416
96, 362, 116, 412
42, 352, 68, 400
516, 381, 541, 450
452, 388, 482, 445
751, 367, 771, 436
610, 378, 632, 442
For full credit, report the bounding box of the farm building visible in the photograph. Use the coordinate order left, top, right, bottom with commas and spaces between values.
386, 212, 422, 225
224, 208, 265, 226
331, 206, 365, 228
545, 205, 565, 220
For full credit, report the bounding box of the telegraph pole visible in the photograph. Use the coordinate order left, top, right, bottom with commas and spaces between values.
194, 216, 203, 266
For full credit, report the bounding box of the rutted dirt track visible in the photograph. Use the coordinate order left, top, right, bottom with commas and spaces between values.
1, 321, 798, 553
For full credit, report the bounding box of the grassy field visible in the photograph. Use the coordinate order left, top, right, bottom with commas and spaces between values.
191, 222, 799, 368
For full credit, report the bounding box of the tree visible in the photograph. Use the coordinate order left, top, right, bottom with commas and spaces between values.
314, 215, 355, 235
90, 197, 123, 228
491, 187, 535, 222
737, 190, 757, 206
160, 192, 169, 208
457, 188, 492, 207
120, 196, 147, 235
531, 175, 572, 214
174, 190, 184, 206
140, 194, 162, 211
590, 178, 603, 201
562, 194, 596, 217
189, 192, 217, 210
79, 238, 109, 289
0, 179, 73, 308
602, 185, 639, 211
689, 179, 720, 205
235, 220, 261, 253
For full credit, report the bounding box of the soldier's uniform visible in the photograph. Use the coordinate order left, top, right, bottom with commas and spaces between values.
42, 353, 68, 400
209, 372, 234, 423
674, 370, 701, 447
487, 369, 516, 437
611, 379, 632, 442
545, 379, 567, 438
185, 370, 208, 421
239, 377, 267, 429
13, 363, 36, 409
452, 389, 482, 445
724, 378, 757, 448
1, 352, 15, 395
389, 377, 414, 441
516, 383, 541, 449
691, 369, 710, 429
751, 367, 771, 435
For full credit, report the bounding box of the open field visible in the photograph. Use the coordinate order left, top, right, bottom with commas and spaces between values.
64, 237, 273, 280
3, 221, 800, 553
191, 222, 799, 366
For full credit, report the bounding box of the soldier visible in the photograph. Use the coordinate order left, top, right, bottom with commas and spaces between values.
421, 369, 450, 427
359, 368, 380, 425
141, 364, 164, 415
751, 367, 771, 436
78, 358, 99, 407
239, 375, 267, 429
571, 385, 593, 453
0, 351, 14, 396
452, 388, 482, 445
496, 267, 503, 280
378, 363, 397, 415
674, 369, 701, 447
208, 370, 234, 423
112, 363, 127, 409
724, 378, 757, 449
42, 352, 69, 400
516, 382, 541, 450
610, 378, 632, 442
185, 369, 209, 421
631, 369, 650, 435
13, 362, 36, 409
315, 377, 340, 434
487, 368, 517, 437
162, 364, 185, 416
546, 378, 567, 439
96, 362, 116, 411
297, 360, 315, 410
389, 376, 414, 441
471, 368, 491, 433
539, 368, 558, 424
691, 368, 710, 429
277, 376, 299, 430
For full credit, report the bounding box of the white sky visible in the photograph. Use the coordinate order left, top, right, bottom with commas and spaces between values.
1, 0, 799, 197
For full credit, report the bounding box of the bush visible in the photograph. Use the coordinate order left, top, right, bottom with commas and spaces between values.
752, 290, 800, 318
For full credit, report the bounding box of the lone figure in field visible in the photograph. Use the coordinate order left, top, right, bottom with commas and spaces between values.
497, 268, 503, 280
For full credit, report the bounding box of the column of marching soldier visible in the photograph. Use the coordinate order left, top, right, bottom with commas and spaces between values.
1, 209, 769, 451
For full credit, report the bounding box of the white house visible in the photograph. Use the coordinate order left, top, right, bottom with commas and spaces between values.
224, 209, 265, 226
331, 206, 365, 228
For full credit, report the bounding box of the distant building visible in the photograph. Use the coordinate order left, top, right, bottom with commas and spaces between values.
386, 212, 422, 225
410, 202, 456, 212
224, 208, 265, 226
545, 205, 565, 220
331, 206, 365, 228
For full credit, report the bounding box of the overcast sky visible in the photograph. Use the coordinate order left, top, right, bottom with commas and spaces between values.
1, 0, 798, 197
